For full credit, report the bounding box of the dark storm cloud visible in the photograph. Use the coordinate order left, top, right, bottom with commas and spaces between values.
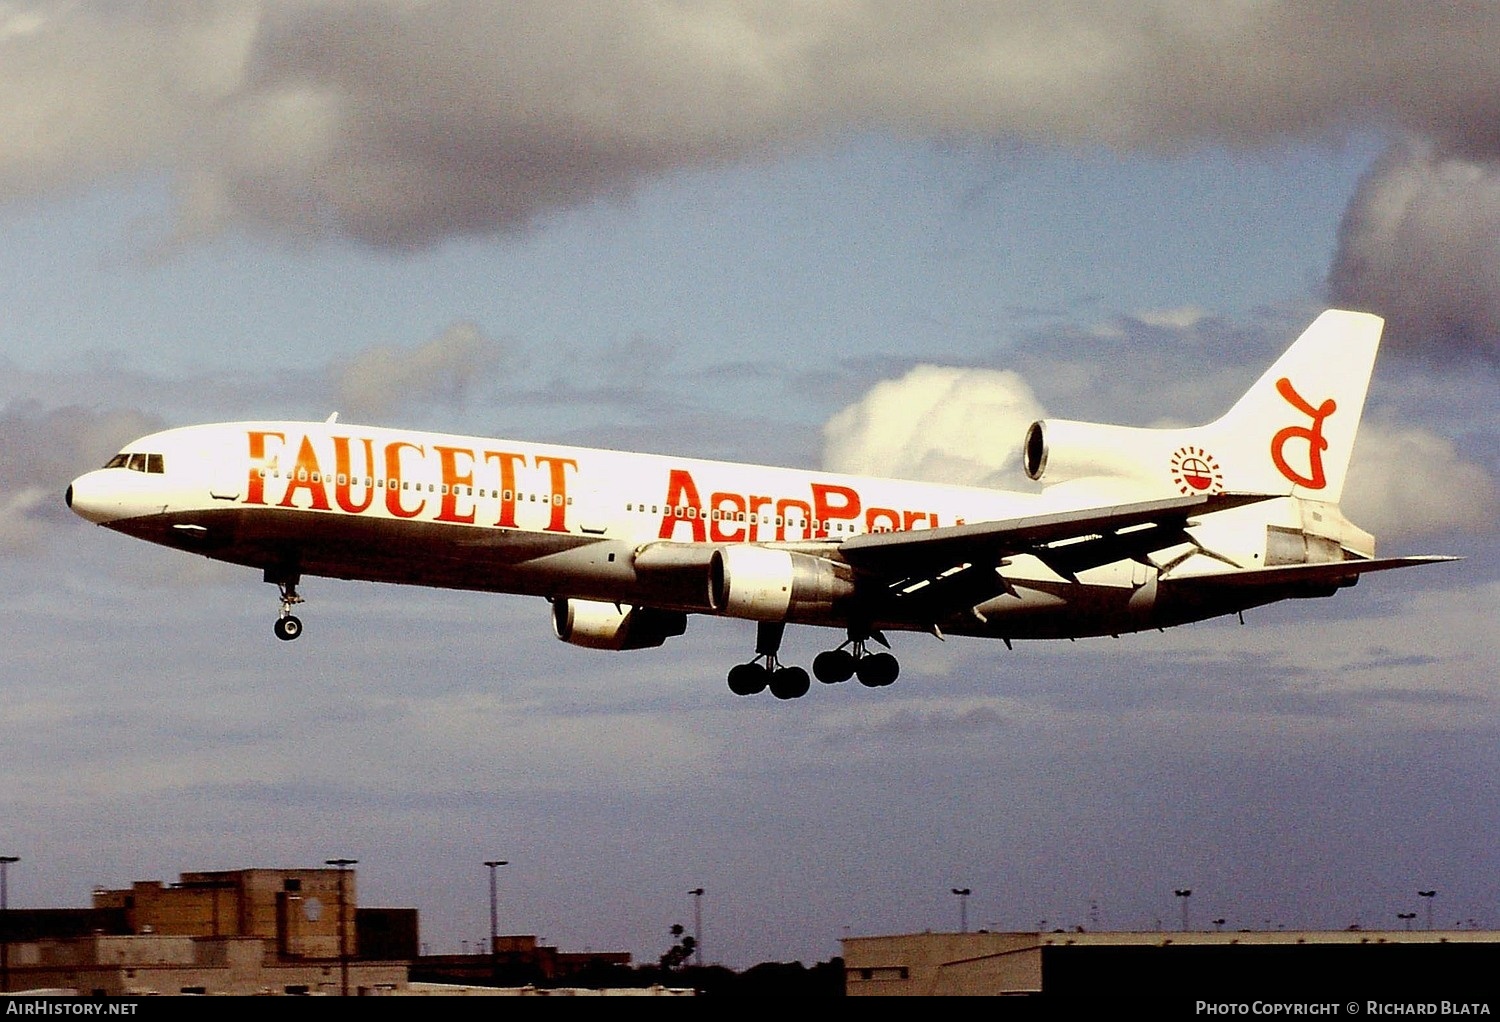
4, 3, 1500, 237
1329, 143, 1500, 360
5, 3, 1500, 354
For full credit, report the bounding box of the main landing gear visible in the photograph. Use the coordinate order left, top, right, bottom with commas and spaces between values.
727, 623, 810, 700
727, 624, 900, 698
270, 575, 304, 641
813, 633, 899, 688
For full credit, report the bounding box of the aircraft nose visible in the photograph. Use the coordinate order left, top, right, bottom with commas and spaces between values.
66, 471, 121, 524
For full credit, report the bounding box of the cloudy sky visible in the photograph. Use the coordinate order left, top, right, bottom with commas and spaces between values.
1, 2, 1497, 966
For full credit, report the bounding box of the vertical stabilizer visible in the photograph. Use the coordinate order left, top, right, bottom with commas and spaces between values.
1204, 309, 1383, 503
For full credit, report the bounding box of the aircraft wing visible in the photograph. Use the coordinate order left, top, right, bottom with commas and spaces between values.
836, 491, 1275, 579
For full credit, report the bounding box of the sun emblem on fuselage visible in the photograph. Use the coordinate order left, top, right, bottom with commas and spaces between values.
1170, 446, 1223, 494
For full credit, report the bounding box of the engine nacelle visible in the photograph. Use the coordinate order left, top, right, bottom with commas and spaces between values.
552, 598, 688, 651
1023, 418, 1182, 485
708, 546, 855, 621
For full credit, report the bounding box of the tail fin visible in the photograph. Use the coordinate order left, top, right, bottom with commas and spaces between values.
1204, 309, 1383, 503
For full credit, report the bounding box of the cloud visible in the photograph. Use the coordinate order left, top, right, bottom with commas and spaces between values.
820, 324, 1496, 543
821, 364, 1044, 486
7, 4, 1500, 250
1341, 421, 1499, 543
0, 403, 165, 552
1328, 143, 1500, 360
332, 320, 504, 421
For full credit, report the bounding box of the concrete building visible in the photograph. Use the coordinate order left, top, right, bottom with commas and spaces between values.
92, 868, 357, 959
3, 867, 407, 996
843, 929, 1500, 997
6, 934, 406, 996
411, 935, 632, 986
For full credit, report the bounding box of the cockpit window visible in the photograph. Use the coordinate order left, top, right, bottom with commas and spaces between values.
104, 452, 166, 474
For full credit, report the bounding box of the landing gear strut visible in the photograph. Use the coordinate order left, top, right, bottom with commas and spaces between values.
270, 575, 304, 641
726, 622, 810, 699
812, 630, 899, 688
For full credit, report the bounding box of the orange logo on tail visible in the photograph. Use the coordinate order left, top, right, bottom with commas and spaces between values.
1270, 377, 1335, 489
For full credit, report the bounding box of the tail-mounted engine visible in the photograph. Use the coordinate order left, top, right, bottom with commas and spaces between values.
1023, 419, 1178, 486
552, 598, 688, 650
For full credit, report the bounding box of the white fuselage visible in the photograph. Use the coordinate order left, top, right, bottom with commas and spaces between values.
65, 419, 1326, 643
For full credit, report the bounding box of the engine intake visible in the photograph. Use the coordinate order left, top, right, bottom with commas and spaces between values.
552, 599, 687, 650
708, 546, 855, 621
1023, 418, 1177, 485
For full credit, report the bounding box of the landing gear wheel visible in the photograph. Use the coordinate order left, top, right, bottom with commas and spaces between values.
269, 573, 306, 642
856, 651, 899, 687
769, 666, 811, 700
728, 662, 769, 696
813, 649, 856, 684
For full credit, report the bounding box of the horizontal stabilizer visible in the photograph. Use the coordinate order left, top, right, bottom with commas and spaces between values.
1165, 555, 1459, 592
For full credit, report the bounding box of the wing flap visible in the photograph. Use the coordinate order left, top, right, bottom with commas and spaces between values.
838, 492, 1274, 577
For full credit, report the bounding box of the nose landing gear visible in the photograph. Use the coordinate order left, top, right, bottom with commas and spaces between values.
270, 575, 304, 641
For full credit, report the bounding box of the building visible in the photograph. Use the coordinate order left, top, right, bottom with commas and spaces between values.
92, 868, 360, 959
411, 935, 632, 986
5, 934, 406, 996
843, 929, 1500, 997
3, 867, 409, 996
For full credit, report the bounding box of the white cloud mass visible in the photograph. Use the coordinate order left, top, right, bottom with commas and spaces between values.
821, 364, 1044, 487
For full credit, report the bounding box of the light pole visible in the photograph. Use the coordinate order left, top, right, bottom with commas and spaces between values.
1174, 889, 1193, 932
1418, 891, 1436, 931
689, 888, 704, 966
485, 860, 507, 982
1, 856, 18, 994
1398, 912, 1416, 931
951, 889, 971, 934
325, 858, 358, 996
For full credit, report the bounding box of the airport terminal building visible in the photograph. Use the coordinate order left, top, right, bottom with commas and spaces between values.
843, 929, 1500, 997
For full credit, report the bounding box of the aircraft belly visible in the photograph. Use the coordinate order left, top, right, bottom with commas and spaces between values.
105, 507, 636, 597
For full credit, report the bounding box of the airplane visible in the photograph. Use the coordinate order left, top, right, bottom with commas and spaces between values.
66, 309, 1453, 699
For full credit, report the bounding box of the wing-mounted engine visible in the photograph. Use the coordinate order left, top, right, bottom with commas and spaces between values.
552, 598, 687, 650
709, 546, 855, 622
